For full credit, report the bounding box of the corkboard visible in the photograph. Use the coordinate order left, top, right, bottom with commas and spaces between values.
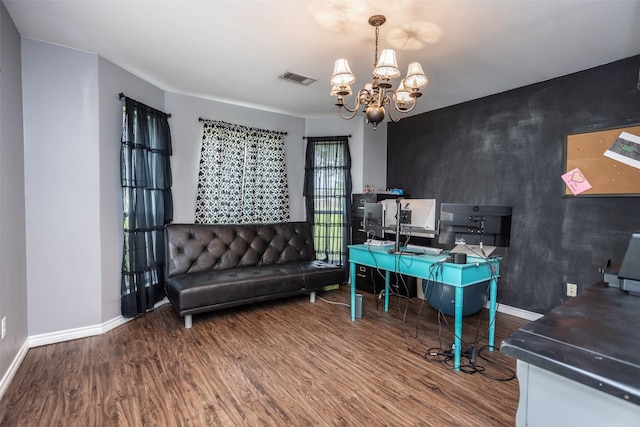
564, 125, 640, 196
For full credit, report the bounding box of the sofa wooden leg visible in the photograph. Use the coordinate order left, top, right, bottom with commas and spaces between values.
184, 314, 193, 329
310, 291, 316, 303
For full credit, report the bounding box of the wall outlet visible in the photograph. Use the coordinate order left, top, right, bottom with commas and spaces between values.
1, 316, 6, 340
567, 283, 578, 297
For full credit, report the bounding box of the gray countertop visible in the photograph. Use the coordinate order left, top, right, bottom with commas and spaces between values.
501, 281, 640, 405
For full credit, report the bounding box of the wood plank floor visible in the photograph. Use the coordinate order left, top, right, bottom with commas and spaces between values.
0, 286, 528, 426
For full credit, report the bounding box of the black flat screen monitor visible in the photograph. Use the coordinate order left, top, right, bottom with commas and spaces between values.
363, 202, 384, 238
438, 203, 512, 247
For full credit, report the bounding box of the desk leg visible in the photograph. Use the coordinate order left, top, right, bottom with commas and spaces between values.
488, 265, 498, 351
350, 262, 356, 321
454, 286, 464, 371
384, 270, 390, 312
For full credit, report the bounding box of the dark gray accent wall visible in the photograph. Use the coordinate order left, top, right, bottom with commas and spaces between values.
387, 55, 640, 314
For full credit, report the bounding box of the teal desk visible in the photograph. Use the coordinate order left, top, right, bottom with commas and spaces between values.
348, 244, 501, 371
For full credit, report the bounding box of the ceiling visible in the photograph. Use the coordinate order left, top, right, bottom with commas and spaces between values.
5, 0, 640, 120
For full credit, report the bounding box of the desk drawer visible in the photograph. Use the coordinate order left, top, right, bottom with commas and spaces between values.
355, 265, 383, 294
353, 194, 377, 207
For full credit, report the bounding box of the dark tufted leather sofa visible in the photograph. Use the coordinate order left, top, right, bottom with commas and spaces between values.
164, 222, 344, 328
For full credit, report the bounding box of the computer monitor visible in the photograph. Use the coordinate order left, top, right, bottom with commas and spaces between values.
438, 203, 512, 248
381, 198, 437, 238
363, 202, 384, 238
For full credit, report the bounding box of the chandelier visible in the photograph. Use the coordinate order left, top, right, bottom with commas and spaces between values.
330, 15, 429, 130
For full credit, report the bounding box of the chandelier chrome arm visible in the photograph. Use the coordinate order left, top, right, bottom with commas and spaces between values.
337, 105, 359, 120
335, 85, 374, 119
385, 89, 420, 123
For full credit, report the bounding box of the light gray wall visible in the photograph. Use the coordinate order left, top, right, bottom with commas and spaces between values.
22, 39, 103, 335
166, 92, 307, 222
21, 39, 168, 335
362, 122, 387, 193
304, 117, 387, 194
0, 0, 28, 387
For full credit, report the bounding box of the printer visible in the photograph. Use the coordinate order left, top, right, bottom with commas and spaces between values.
605, 231, 640, 295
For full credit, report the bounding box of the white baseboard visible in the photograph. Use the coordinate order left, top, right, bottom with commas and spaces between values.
415, 278, 542, 322
488, 301, 542, 322
1, 298, 170, 403
0, 339, 29, 402
28, 316, 132, 348
29, 297, 168, 348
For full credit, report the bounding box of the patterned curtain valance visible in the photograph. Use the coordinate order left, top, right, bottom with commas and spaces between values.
195, 119, 290, 224
198, 119, 288, 137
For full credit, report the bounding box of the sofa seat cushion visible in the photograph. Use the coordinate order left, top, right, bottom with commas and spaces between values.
299, 260, 345, 289
165, 260, 343, 314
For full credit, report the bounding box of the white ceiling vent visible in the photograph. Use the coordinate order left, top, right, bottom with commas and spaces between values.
279, 71, 316, 86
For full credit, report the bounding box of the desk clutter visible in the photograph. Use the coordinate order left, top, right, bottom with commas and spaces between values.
349, 193, 514, 376
348, 243, 501, 372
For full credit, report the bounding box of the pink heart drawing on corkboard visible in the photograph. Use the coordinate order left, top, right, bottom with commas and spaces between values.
571, 170, 586, 183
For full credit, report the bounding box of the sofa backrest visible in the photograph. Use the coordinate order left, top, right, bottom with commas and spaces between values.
165, 222, 317, 277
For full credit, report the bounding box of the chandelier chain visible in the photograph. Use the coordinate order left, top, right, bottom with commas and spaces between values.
374, 25, 379, 70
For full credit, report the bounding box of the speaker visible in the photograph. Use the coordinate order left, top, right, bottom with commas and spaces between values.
355, 293, 364, 318
453, 253, 467, 264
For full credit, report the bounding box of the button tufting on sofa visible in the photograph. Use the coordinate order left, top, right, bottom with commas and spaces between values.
164, 222, 345, 328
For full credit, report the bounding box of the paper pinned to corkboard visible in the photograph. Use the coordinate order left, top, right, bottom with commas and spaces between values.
603, 131, 640, 170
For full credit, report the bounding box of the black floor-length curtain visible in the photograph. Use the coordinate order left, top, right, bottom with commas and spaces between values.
303, 136, 352, 273
120, 96, 173, 317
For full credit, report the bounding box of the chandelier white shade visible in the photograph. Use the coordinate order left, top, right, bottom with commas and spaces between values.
404, 62, 429, 90
330, 15, 428, 129
373, 49, 400, 79
394, 81, 414, 105
330, 59, 356, 87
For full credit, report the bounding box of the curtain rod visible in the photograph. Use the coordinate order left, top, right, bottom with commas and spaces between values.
119, 93, 171, 118
303, 135, 351, 139
198, 117, 288, 135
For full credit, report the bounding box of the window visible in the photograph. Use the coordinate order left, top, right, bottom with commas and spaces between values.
195, 120, 290, 224
303, 136, 352, 270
